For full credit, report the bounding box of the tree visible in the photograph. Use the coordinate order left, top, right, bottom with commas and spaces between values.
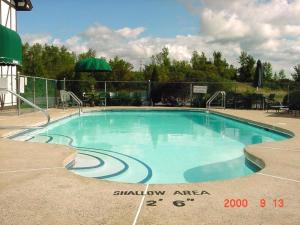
238, 51, 255, 82
150, 66, 159, 81
213, 51, 226, 76
169, 60, 191, 81
273, 72, 279, 81
292, 64, 300, 82
262, 62, 273, 81
147, 47, 171, 82
151, 47, 171, 68
20, 43, 76, 79
278, 70, 286, 80
109, 56, 134, 81
21, 43, 45, 76
212, 51, 236, 79
190, 51, 207, 71
78, 49, 96, 60
225, 65, 237, 80
42, 45, 76, 79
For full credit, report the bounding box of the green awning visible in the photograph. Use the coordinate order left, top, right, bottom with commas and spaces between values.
0, 24, 22, 66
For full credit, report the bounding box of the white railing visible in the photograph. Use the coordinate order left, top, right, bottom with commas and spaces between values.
206, 91, 226, 109
0, 89, 50, 129
68, 91, 83, 114
60, 90, 83, 115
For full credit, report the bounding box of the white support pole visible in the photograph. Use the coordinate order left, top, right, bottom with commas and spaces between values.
10, 66, 13, 106
17, 73, 20, 115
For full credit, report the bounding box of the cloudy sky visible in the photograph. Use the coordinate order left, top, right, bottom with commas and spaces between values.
19, 0, 300, 74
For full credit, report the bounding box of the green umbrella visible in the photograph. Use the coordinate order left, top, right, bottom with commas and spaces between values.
75, 57, 112, 72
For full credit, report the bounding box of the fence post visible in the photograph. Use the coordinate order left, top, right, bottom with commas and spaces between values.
235, 82, 237, 109
45, 79, 48, 109
33, 77, 36, 105
288, 84, 290, 104
148, 80, 151, 106
190, 83, 193, 107
105, 81, 107, 107
63, 77, 66, 90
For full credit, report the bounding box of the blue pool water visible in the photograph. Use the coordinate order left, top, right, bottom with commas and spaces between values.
18, 110, 289, 184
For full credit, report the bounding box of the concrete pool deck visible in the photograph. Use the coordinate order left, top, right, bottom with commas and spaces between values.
0, 107, 299, 225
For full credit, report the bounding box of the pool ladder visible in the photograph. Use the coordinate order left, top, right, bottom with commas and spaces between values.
61, 90, 83, 115
206, 91, 226, 109
68, 91, 83, 115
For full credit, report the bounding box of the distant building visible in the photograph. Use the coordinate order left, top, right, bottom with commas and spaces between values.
0, 0, 32, 107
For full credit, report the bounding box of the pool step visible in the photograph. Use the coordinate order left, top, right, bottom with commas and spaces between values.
28, 135, 52, 143
73, 149, 151, 183
71, 151, 127, 179
72, 153, 103, 169
28, 134, 69, 145
92, 150, 151, 183
28, 134, 152, 183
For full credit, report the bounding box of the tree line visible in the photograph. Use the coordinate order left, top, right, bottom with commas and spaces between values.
19, 43, 300, 84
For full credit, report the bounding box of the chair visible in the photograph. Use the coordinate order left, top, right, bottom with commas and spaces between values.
82, 92, 90, 107
98, 92, 107, 106
59, 90, 71, 109
269, 102, 289, 112
265, 94, 276, 111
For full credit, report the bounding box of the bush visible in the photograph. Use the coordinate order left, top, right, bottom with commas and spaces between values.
131, 92, 142, 106
107, 91, 143, 106
224, 92, 265, 109
191, 94, 209, 108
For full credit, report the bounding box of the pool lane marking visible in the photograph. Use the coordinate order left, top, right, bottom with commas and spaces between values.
257, 173, 300, 183
132, 184, 149, 225
0, 167, 65, 174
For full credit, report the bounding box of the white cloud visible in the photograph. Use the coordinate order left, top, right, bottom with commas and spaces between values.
22, 33, 54, 45
179, 0, 300, 73
200, 9, 250, 41
283, 25, 300, 36
116, 27, 145, 39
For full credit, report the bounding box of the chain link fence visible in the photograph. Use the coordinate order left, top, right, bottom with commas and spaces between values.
18, 75, 58, 113
1, 74, 300, 115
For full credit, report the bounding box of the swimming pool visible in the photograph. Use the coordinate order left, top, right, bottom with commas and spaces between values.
13, 110, 290, 184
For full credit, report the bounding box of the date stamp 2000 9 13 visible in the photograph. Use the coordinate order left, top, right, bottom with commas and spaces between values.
224, 198, 284, 208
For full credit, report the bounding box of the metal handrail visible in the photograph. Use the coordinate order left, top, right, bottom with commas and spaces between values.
206, 91, 226, 109
206, 91, 219, 108
0, 89, 50, 129
206, 92, 219, 107
67, 91, 83, 115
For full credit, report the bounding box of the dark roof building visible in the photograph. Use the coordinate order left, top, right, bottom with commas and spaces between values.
0, 0, 32, 106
